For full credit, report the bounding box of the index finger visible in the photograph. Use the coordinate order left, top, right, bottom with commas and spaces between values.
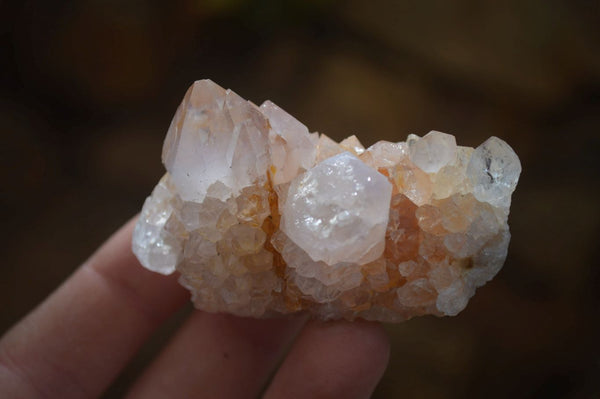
0, 217, 189, 399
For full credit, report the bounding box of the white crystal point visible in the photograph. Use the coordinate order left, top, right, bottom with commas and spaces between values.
360, 140, 407, 169
259, 100, 318, 185
339, 135, 365, 155
281, 152, 393, 265
162, 79, 270, 202
409, 130, 457, 173
467, 136, 522, 208
315, 133, 344, 162
132, 175, 181, 275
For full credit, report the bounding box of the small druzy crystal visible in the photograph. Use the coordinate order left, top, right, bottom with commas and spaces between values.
132, 79, 522, 322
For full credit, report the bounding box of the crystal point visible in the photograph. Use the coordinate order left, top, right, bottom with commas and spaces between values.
260, 100, 317, 185
409, 130, 457, 173
467, 136, 522, 207
162, 79, 270, 202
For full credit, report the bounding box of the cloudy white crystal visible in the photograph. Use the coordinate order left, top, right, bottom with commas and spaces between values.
409, 130, 457, 173
281, 152, 393, 265
132, 79, 522, 322
132, 175, 181, 275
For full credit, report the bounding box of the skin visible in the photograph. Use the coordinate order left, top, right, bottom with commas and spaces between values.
0, 217, 390, 398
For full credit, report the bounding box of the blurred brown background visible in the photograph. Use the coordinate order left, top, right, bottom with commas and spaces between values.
2, 1, 599, 398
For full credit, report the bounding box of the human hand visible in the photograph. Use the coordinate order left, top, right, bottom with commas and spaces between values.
0, 217, 390, 398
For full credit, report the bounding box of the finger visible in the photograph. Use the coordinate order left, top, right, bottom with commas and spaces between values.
264, 320, 390, 399
0, 217, 189, 399
126, 312, 307, 399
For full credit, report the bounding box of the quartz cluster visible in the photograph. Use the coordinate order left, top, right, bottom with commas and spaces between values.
132, 79, 521, 322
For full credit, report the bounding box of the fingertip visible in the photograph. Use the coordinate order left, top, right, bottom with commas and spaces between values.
308, 320, 390, 393
265, 319, 390, 399
346, 320, 391, 377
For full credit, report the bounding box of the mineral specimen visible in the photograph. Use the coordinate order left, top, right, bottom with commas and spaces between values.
132, 79, 521, 322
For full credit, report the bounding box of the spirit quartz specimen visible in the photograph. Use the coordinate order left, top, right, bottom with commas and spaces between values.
132, 80, 521, 322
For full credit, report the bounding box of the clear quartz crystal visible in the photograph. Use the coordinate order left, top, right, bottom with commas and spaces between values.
260, 100, 318, 185
161, 80, 271, 202
467, 136, 522, 208
133, 79, 521, 321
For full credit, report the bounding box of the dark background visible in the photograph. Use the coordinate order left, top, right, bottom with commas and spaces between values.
2, 1, 599, 398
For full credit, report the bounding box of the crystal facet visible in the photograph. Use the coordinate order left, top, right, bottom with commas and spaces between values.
281, 151, 392, 266
132, 79, 522, 321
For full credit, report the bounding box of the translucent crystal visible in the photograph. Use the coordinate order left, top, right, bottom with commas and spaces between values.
162, 80, 270, 202
315, 133, 344, 162
132, 175, 182, 275
339, 135, 366, 155
409, 130, 457, 173
281, 152, 393, 265
467, 136, 522, 208
260, 100, 318, 185
132, 80, 522, 322
360, 140, 407, 169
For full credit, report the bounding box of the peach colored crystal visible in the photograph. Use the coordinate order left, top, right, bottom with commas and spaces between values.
132, 80, 521, 321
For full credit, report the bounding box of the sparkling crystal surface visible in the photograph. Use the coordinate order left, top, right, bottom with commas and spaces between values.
132, 79, 522, 321
281, 152, 392, 266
